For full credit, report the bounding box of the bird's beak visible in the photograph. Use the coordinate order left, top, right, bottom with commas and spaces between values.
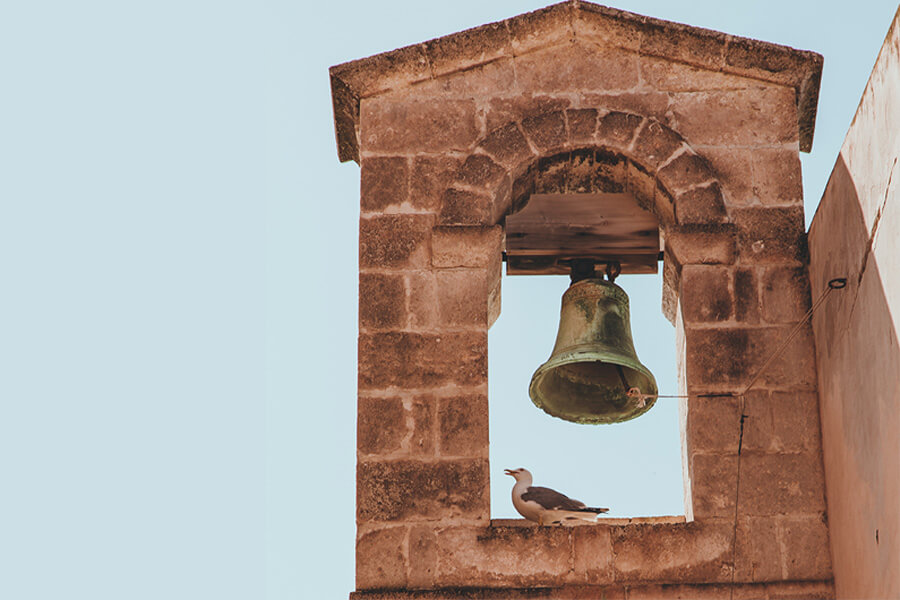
503, 469, 514, 476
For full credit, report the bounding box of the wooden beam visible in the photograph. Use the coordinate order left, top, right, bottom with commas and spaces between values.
504, 193, 660, 276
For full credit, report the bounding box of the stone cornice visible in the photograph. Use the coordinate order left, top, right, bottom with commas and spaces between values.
329, 1, 823, 163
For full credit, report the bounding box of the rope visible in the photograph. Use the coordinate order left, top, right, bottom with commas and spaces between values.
622, 278, 848, 599
739, 277, 846, 397
625, 277, 848, 405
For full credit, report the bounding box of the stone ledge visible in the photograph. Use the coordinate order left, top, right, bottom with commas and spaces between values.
349, 579, 834, 599
490, 516, 686, 528
330, 1, 822, 162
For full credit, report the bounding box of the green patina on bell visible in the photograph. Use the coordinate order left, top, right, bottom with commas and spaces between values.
529, 277, 658, 424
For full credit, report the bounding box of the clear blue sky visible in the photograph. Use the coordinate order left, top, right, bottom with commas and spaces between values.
0, 1, 896, 599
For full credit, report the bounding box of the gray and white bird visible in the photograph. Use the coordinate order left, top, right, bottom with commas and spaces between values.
504, 467, 609, 525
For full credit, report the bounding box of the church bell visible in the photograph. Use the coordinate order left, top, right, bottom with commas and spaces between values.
529, 263, 658, 424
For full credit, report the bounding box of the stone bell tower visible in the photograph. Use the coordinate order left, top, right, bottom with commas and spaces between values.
330, 2, 832, 597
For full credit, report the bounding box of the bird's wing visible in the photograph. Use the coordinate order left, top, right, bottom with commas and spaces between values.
521, 486, 587, 511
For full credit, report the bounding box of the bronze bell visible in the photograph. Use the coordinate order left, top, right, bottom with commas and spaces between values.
529, 264, 658, 424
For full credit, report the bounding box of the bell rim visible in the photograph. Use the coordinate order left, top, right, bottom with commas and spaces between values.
529, 348, 658, 425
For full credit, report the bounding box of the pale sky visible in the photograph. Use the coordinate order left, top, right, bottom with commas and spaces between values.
1, 1, 897, 599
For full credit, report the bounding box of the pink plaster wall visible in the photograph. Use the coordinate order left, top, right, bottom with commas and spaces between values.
808, 8, 900, 599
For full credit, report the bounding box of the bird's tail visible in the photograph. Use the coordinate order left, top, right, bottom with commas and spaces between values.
544, 509, 609, 524
582, 506, 609, 514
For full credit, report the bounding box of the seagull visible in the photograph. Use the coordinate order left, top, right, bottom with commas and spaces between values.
504, 467, 609, 525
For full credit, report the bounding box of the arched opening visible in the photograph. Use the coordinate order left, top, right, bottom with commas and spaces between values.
487, 146, 687, 519
489, 270, 684, 518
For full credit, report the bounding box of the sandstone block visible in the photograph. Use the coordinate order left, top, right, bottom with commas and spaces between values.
360, 98, 479, 154
486, 95, 571, 132
515, 43, 639, 93
625, 159, 657, 207
457, 154, 507, 190
408, 397, 437, 456
761, 266, 811, 324
356, 526, 407, 589
759, 580, 835, 600
412, 58, 516, 99
633, 119, 684, 169
683, 326, 816, 389
358, 331, 487, 390
410, 155, 462, 213
359, 273, 406, 330
757, 326, 817, 389
357, 459, 488, 522
680, 265, 733, 323
675, 183, 728, 225
583, 92, 670, 121
357, 396, 407, 455
779, 514, 832, 580
573, 3, 641, 50
361, 157, 409, 213
521, 111, 568, 154
665, 230, 736, 266
733, 267, 760, 324
487, 275, 502, 329
432, 226, 503, 269
661, 251, 680, 324
408, 526, 437, 589
639, 20, 726, 72
360, 215, 432, 269
438, 393, 489, 457
406, 271, 440, 330
572, 525, 614, 584
733, 207, 806, 264
734, 516, 782, 582
657, 151, 716, 193
425, 21, 510, 76
701, 147, 754, 205
434, 269, 489, 327
725, 37, 813, 87
595, 111, 643, 153
751, 148, 803, 206
628, 583, 734, 600
764, 390, 821, 454
686, 395, 741, 454
479, 122, 534, 169
640, 56, 751, 92
738, 453, 826, 515
668, 88, 797, 147
434, 524, 571, 587
565, 109, 599, 145
683, 328, 756, 386
654, 182, 677, 228
508, 3, 572, 54
489, 176, 513, 224
612, 520, 733, 583
438, 188, 493, 226
690, 453, 738, 518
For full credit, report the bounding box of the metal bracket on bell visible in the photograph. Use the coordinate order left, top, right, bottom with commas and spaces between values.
568, 259, 622, 284
605, 261, 621, 283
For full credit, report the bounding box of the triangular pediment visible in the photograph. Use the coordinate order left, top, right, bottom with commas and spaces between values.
330, 1, 822, 162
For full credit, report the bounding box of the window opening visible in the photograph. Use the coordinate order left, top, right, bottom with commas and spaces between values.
489, 264, 684, 519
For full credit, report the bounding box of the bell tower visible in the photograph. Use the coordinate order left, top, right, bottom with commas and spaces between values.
331, 2, 832, 597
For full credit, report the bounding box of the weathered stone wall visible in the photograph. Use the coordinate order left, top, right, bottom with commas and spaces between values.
341, 2, 833, 598
808, 8, 900, 599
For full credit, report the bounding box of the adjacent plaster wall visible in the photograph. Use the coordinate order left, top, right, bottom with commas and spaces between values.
808, 8, 900, 599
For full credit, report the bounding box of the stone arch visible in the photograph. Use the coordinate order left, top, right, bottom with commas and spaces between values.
438, 109, 730, 229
